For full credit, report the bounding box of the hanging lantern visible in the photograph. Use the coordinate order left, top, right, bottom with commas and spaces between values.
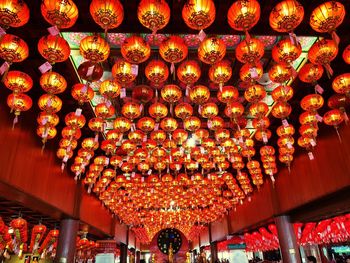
301, 94, 324, 112
39, 71, 67, 94
182, 0, 215, 32
78, 61, 104, 83
160, 117, 178, 133
38, 94, 62, 113
308, 39, 338, 77
65, 112, 86, 129
299, 124, 318, 138
235, 38, 264, 64
227, 0, 260, 40
161, 84, 182, 105
198, 37, 226, 65
62, 126, 81, 140
90, 0, 124, 30
268, 63, 293, 84
189, 85, 210, 107
145, 59, 169, 86
217, 85, 239, 104
269, 0, 304, 33
41, 0, 78, 29
310, 1, 345, 44
299, 111, 318, 126
252, 117, 270, 130
80, 35, 110, 63
89, 117, 105, 134
37, 112, 59, 127
112, 59, 138, 86
271, 85, 293, 102
38, 35, 70, 64
82, 138, 99, 151
151, 130, 166, 144
71, 83, 94, 105
149, 102, 168, 121
99, 79, 121, 100
323, 109, 344, 139
272, 102, 292, 119
132, 85, 154, 104
122, 102, 141, 121
174, 102, 193, 119
177, 60, 201, 88
200, 102, 218, 118
343, 45, 350, 64
138, 0, 170, 34
225, 102, 244, 120
7, 93, 32, 122
137, 117, 155, 133
272, 38, 302, 64
95, 102, 115, 119
184, 116, 201, 132
209, 60, 232, 89
332, 73, 350, 97
121, 36, 150, 64
0, 34, 28, 63
244, 84, 266, 103
0, 0, 30, 28
298, 63, 324, 85
37, 125, 57, 142
239, 62, 263, 83
172, 129, 188, 145
249, 102, 269, 119
3, 70, 32, 94
159, 35, 188, 72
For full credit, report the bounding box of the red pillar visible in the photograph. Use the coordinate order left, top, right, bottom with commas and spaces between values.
55, 219, 79, 263
275, 215, 301, 263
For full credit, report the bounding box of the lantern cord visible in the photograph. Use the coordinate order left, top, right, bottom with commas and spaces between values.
331, 31, 340, 46
287, 164, 291, 174
324, 64, 333, 79
245, 30, 251, 43
335, 126, 342, 143
12, 115, 18, 130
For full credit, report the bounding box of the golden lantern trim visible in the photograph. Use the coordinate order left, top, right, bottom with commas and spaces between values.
182, 0, 216, 31
121, 36, 151, 64
90, 0, 124, 30
138, 0, 170, 33
80, 35, 110, 63
41, 0, 79, 29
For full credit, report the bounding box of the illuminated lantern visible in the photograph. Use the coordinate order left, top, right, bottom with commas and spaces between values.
121, 36, 150, 64
38, 35, 70, 64
39, 71, 67, 94
7, 93, 32, 121
323, 109, 344, 137
182, 0, 215, 32
308, 39, 338, 77
272, 38, 302, 64
0, 34, 28, 63
310, 1, 345, 44
299, 111, 318, 126
240, 62, 263, 83
189, 85, 210, 105
252, 117, 270, 130
225, 102, 244, 120
82, 138, 99, 151
41, 0, 78, 29
57, 147, 73, 160
145, 59, 169, 86
161, 84, 182, 107
271, 85, 293, 102
217, 86, 239, 104
80, 35, 110, 63
175, 102, 193, 119
37, 112, 59, 127
332, 73, 350, 97
137, 117, 155, 133
0, 0, 30, 28
106, 129, 121, 142
268, 63, 293, 84
200, 103, 218, 118
112, 59, 137, 86
62, 126, 81, 140
132, 85, 154, 103
71, 83, 94, 104
99, 79, 121, 100
3, 70, 32, 93
177, 60, 201, 88
184, 116, 201, 132
129, 130, 145, 144
228, 0, 260, 41
149, 102, 168, 121
244, 84, 266, 103
236, 38, 264, 64
299, 124, 318, 138
343, 45, 350, 64
29, 224, 47, 254
37, 125, 57, 142
301, 94, 324, 112
38, 94, 62, 113
95, 102, 115, 119
160, 117, 178, 133
209, 60, 232, 89
159, 36, 188, 72
269, 0, 304, 33
272, 102, 292, 119
138, 0, 170, 34
173, 129, 188, 145
298, 62, 324, 86
122, 102, 141, 121
90, 0, 124, 30
89, 117, 104, 134
77, 61, 104, 83
198, 37, 226, 65
65, 112, 86, 129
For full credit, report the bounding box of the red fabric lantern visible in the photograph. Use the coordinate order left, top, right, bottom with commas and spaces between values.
41, 0, 79, 29
138, 0, 170, 34
182, 0, 216, 31
38, 35, 70, 64
80, 35, 110, 63
236, 38, 264, 64
0, 34, 28, 63
121, 36, 151, 64
198, 37, 226, 65
90, 0, 124, 30
0, 0, 30, 28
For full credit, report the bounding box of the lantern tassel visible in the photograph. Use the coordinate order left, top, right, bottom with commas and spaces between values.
170, 63, 175, 79
170, 103, 174, 116
198, 29, 206, 42
245, 30, 251, 43
335, 126, 342, 143
269, 174, 275, 187
12, 115, 18, 129
344, 111, 349, 124
331, 31, 340, 46
287, 163, 291, 174
324, 63, 333, 78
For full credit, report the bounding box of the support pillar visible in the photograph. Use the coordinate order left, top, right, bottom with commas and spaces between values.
210, 241, 218, 262
55, 219, 79, 263
120, 243, 128, 263
275, 215, 301, 263
136, 251, 141, 263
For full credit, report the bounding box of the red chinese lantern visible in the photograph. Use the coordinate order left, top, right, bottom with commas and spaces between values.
80, 35, 110, 63
71, 83, 94, 104
37, 112, 59, 127
332, 73, 350, 97
217, 85, 239, 104
38, 94, 62, 113
138, 0, 170, 34
177, 60, 201, 88
90, 0, 124, 30
272, 38, 302, 64
121, 36, 150, 64
310, 1, 345, 44
298, 63, 324, 84
201, 102, 218, 118
89, 117, 105, 134
62, 126, 81, 140
95, 102, 115, 119
37, 125, 57, 142
239, 62, 263, 83
271, 85, 293, 102
323, 109, 344, 140
41, 0, 79, 29
65, 112, 86, 129
132, 85, 154, 103
159, 36, 188, 70
300, 94, 324, 112
145, 59, 169, 86
249, 102, 269, 119
137, 117, 155, 133
225, 102, 244, 120
244, 84, 266, 103
77, 61, 104, 82
99, 79, 121, 100
209, 60, 232, 89
272, 102, 292, 119
149, 102, 168, 121
235, 38, 264, 64
40, 71, 67, 94
0, 34, 28, 63
184, 116, 201, 132
38, 35, 70, 64
160, 117, 178, 133
3, 70, 32, 93
182, 0, 215, 32
122, 102, 141, 121
29, 224, 47, 254
198, 37, 226, 65
7, 93, 32, 122
112, 59, 137, 86
189, 85, 210, 105
268, 63, 293, 84
0, 0, 30, 28
161, 84, 182, 105
299, 111, 317, 126
174, 102, 193, 120
227, 0, 260, 40
343, 45, 350, 64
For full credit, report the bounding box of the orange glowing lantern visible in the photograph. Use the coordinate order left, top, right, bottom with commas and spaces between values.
200, 103, 218, 118
37, 112, 59, 127
37, 125, 57, 142
132, 85, 154, 103
0, 34, 28, 63
3, 70, 32, 93
217, 86, 239, 104
149, 102, 168, 121
182, 0, 215, 32
271, 85, 293, 102
323, 109, 344, 133
137, 117, 155, 133
272, 38, 302, 64
41, 0, 79, 29
112, 59, 138, 86
88, 117, 105, 134
90, 0, 124, 30
209, 60, 232, 89
159, 35, 188, 70
121, 36, 151, 64
62, 126, 81, 140
343, 45, 350, 64
99, 79, 121, 100
138, 0, 170, 34
82, 138, 99, 151
38, 35, 70, 64
160, 117, 178, 133
239, 62, 263, 83
151, 130, 166, 144
227, 0, 260, 40
7, 93, 32, 119
298, 63, 324, 84
198, 37, 226, 65
0, 0, 30, 28
299, 124, 318, 138
184, 116, 201, 132
244, 84, 266, 103
65, 112, 86, 129
235, 38, 264, 64
299, 111, 318, 126
174, 102, 193, 119
161, 84, 182, 105
332, 73, 350, 97
269, 0, 304, 33
38, 94, 62, 113
272, 102, 292, 119
145, 59, 169, 86
95, 102, 115, 119
268, 63, 293, 84
80, 35, 110, 63
71, 83, 94, 104
189, 85, 210, 105
225, 102, 244, 120
122, 102, 141, 121
177, 60, 201, 88
40, 71, 67, 94
252, 117, 270, 130
310, 1, 345, 44
301, 94, 324, 112
173, 129, 188, 145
